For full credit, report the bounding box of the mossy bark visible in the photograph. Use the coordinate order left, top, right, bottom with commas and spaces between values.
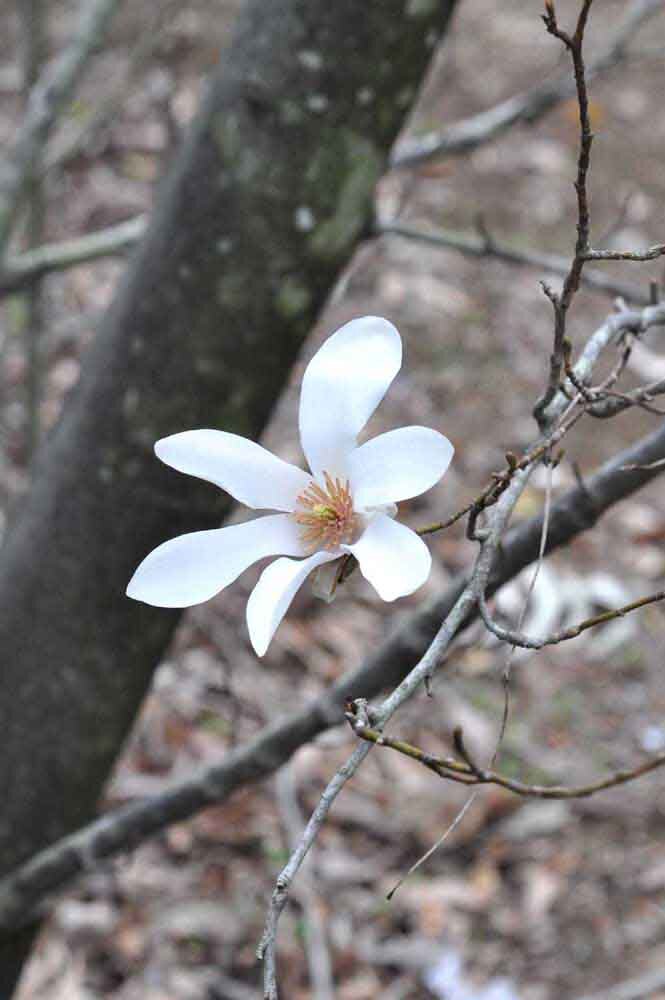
0, 0, 457, 990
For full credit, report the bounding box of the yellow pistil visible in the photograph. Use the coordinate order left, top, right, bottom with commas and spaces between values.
293, 472, 357, 552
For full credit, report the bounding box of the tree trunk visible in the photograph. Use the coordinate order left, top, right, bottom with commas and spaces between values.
0, 0, 457, 991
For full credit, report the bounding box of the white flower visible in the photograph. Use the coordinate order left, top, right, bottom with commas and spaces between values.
126, 316, 454, 656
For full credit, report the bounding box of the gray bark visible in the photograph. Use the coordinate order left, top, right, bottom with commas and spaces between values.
0, 0, 457, 991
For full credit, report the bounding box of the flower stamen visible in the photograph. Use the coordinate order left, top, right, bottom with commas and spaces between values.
294, 472, 356, 551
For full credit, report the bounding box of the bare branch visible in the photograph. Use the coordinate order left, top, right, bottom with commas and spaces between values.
582, 244, 665, 262
587, 377, 665, 418
419, 413, 580, 541
534, 2, 665, 428
349, 718, 665, 801
392, 0, 662, 169
272, 767, 334, 1000
386, 792, 477, 900
379, 221, 651, 305
543, 301, 665, 432
20, 0, 48, 458
259, 320, 608, 985
479, 586, 665, 651
0, 215, 146, 295
621, 456, 665, 473
44, 3, 179, 174
533, 0, 596, 426
0, 0, 121, 256
257, 285, 665, 988
261, 463, 533, 994
3, 413, 665, 932
260, 745, 369, 999
494, 459, 554, 761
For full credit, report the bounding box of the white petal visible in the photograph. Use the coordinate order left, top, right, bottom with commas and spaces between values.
127, 514, 306, 608
299, 316, 402, 479
344, 514, 431, 601
155, 430, 310, 511
349, 426, 454, 508
246, 550, 337, 656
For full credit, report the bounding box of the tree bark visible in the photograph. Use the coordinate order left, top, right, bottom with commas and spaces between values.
0, 0, 457, 991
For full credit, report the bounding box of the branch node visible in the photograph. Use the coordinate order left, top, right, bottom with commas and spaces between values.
452, 726, 482, 776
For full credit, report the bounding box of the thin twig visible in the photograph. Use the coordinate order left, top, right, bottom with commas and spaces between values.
273, 766, 334, 1000
587, 377, 665, 418
557, 326, 642, 422
20, 0, 48, 459
418, 409, 581, 541
398, 462, 557, 907
494, 458, 555, 760
621, 456, 665, 473
479, 586, 665, 651
391, 0, 663, 168
562, 336, 599, 402
258, 455, 535, 997
604, 393, 665, 418
44, 3, 179, 174
0, 215, 146, 295
594, 331, 634, 393
0, 0, 121, 257
533, 3, 665, 428
379, 221, 651, 305
260, 742, 372, 999
349, 720, 665, 800
386, 793, 477, 900
582, 245, 665, 262
541, 302, 665, 426
339, 418, 576, 587
533, 0, 596, 427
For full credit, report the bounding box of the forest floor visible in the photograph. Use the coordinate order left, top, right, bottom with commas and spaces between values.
4, 1, 665, 997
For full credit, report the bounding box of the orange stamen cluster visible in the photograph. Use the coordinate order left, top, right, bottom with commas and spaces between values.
293, 472, 356, 552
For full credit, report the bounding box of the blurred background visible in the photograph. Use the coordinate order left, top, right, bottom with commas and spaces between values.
3, 1, 665, 997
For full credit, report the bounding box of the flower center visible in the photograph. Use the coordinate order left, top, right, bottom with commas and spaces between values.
293, 472, 357, 552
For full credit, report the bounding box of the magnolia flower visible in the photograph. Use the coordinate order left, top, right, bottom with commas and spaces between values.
127, 316, 453, 656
